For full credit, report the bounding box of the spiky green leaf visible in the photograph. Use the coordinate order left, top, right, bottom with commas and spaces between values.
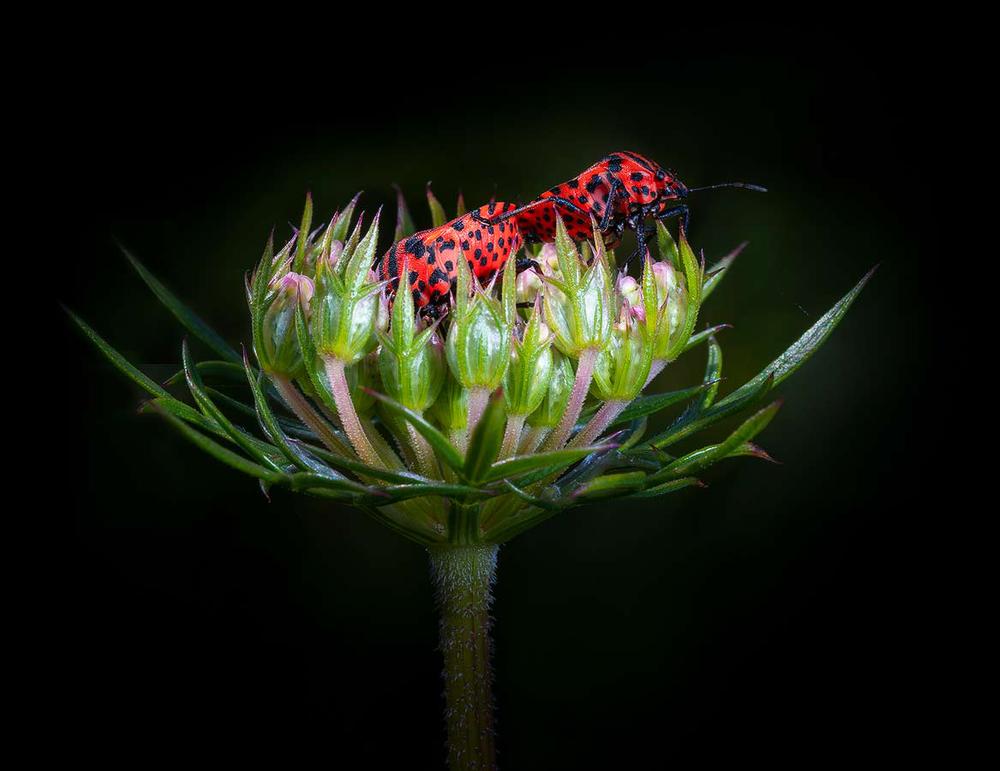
120, 245, 240, 363
464, 392, 506, 482
365, 389, 465, 474
716, 267, 877, 408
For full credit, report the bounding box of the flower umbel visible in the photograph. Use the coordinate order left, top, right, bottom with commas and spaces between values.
74, 186, 875, 548
71, 186, 874, 771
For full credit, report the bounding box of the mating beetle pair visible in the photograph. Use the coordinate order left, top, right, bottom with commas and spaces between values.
379, 151, 765, 316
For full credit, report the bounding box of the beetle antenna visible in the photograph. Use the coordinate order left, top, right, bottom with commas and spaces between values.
688, 182, 768, 193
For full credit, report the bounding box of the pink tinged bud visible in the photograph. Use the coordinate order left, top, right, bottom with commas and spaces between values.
652, 260, 678, 302
327, 239, 345, 268
516, 268, 543, 304
617, 274, 644, 321
279, 272, 314, 310
538, 243, 559, 275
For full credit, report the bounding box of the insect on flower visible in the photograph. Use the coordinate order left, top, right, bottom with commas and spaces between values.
379, 201, 536, 318
494, 150, 766, 266
381, 152, 766, 317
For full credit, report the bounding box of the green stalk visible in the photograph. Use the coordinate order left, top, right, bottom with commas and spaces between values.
429, 545, 498, 771
498, 413, 526, 460
271, 375, 351, 456
517, 425, 549, 454
323, 356, 384, 468
570, 398, 627, 448
467, 387, 490, 436
541, 347, 598, 451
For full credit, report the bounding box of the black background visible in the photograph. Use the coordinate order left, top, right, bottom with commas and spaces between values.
51, 27, 938, 767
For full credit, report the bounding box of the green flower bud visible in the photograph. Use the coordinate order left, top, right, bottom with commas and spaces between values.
446, 298, 511, 390
542, 215, 613, 358
377, 273, 445, 413
429, 374, 469, 433
515, 267, 543, 306
503, 302, 553, 416
648, 229, 702, 362
258, 272, 313, 378
591, 315, 653, 402
311, 212, 383, 365
445, 255, 516, 391
536, 242, 559, 277
525, 348, 574, 428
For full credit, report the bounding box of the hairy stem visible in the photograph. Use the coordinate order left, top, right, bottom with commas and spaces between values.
322, 356, 384, 468
541, 347, 598, 451
498, 413, 526, 460
467, 387, 490, 437
407, 422, 438, 478
362, 418, 406, 470
570, 398, 627, 447
429, 545, 498, 771
271, 376, 351, 456
517, 425, 549, 454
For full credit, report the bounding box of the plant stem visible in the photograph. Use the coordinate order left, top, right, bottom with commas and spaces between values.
498, 413, 526, 459
323, 356, 384, 468
467, 387, 490, 437
570, 398, 627, 447
541, 347, 598, 451
517, 425, 549, 454
407, 422, 438, 478
429, 545, 498, 771
271, 376, 351, 456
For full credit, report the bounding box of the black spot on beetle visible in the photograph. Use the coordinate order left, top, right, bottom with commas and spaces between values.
405, 238, 425, 258
454, 220, 465, 230
408, 270, 419, 285
567, 178, 579, 188
631, 172, 643, 181
444, 260, 454, 271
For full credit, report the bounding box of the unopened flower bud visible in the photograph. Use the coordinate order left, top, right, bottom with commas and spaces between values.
591, 315, 653, 402
617, 274, 646, 322
379, 328, 445, 414
525, 349, 574, 428
649, 259, 688, 360
445, 296, 512, 391
542, 214, 614, 358
429, 375, 469, 433
537, 242, 559, 276
259, 272, 313, 377
503, 309, 553, 417
516, 268, 543, 306
311, 213, 383, 365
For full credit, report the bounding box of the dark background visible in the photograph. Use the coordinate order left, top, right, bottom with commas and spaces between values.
53, 30, 935, 767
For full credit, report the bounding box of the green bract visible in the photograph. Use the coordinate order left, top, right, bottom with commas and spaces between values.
378, 273, 445, 413
445, 257, 516, 393
311, 213, 383, 365
503, 302, 554, 417
542, 216, 614, 358
70, 189, 874, 547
